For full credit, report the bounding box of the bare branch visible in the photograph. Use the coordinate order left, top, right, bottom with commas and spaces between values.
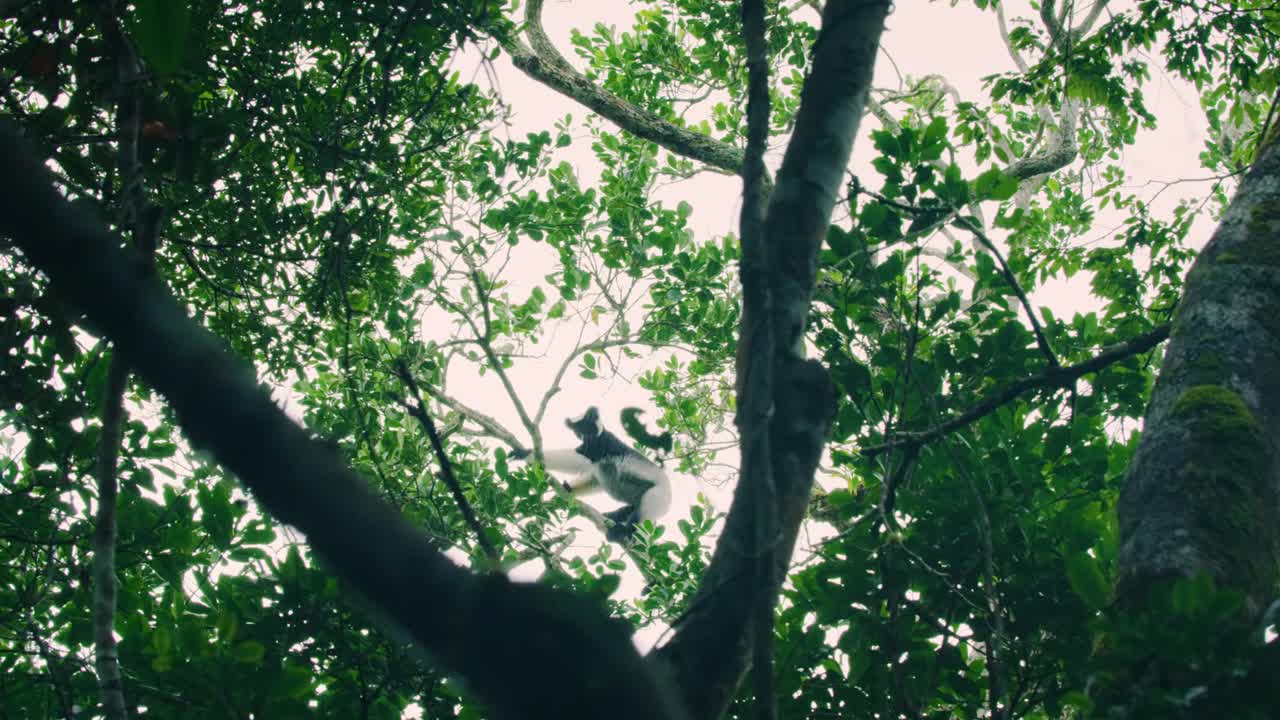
995, 3, 1031, 74
435, 279, 539, 442
533, 337, 632, 426
431, 389, 524, 449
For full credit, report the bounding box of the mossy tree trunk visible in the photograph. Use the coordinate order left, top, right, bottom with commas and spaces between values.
1116, 140, 1280, 616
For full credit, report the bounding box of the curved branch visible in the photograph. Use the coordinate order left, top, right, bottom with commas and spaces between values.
499, 0, 744, 173
861, 323, 1171, 457
1004, 102, 1078, 181
994, 3, 1083, 182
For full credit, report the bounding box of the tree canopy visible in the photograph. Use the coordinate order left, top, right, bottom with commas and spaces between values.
1, 1, 1278, 718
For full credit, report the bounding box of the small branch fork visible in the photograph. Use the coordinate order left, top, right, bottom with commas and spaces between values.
849, 182, 1059, 368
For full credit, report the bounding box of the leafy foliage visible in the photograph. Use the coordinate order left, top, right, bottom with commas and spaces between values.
1, 0, 1276, 717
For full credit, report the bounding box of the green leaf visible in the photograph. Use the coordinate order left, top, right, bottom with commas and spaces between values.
923, 116, 948, 147
411, 260, 435, 287
276, 661, 315, 698
973, 167, 1019, 201
234, 640, 266, 664
216, 610, 238, 645
594, 574, 621, 597
1064, 552, 1109, 611
131, 0, 191, 76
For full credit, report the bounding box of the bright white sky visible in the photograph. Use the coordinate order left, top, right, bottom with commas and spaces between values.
440, 0, 1216, 573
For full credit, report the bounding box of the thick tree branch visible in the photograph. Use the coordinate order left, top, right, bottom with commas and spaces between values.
500, 0, 744, 173
738, 1, 777, 717
861, 323, 1171, 457
0, 126, 688, 720
655, 4, 891, 719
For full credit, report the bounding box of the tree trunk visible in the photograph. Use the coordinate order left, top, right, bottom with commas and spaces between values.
1116, 138, 1280, 617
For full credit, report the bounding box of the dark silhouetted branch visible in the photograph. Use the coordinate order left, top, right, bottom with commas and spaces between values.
0, 125, 688, 720
862, 323, 1171, 457
396, 359, 501, 567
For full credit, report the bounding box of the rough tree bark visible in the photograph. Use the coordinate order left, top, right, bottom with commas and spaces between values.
652, 3, 892, 719
1116, 136, 1280, 617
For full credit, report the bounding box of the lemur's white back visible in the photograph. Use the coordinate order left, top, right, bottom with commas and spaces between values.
539, 448, 596, 475
634, 460, 672, 521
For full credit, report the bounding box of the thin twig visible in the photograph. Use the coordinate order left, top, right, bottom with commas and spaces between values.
954, 216, 1059, 367
395, 359, 500, 566
861, 323, 1171, 456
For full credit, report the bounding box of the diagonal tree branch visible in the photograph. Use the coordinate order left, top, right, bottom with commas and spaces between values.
954, 216, 1059, 367
396, 360, 501, 566
499, 0, 744, 174
0, 125, 689, 720
861, 322, 1171, 457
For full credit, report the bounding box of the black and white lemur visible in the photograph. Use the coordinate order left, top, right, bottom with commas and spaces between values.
511, 407, 671, 542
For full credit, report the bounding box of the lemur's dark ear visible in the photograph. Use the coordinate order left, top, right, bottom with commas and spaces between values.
509, 447, 531, 460
565, 406, 602, 436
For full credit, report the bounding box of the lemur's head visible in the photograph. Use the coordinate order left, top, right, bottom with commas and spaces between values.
565, 407, 601, 439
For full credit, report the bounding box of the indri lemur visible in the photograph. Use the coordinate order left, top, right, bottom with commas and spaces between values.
512, 407, 671, 542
